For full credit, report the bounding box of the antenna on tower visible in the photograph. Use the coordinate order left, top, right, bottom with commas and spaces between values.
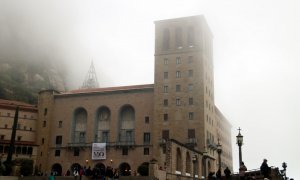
81, 61, 99, 89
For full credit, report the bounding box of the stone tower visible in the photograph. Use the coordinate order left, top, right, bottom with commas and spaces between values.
153, 15, 218, 167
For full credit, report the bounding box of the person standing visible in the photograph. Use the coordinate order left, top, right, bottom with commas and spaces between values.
260, 159, 270, 179
224, 167, 231, 179
239, 162, 247, 180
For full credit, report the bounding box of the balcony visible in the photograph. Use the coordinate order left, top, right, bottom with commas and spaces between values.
206, 139, 218, 150
186, 138, 197, 148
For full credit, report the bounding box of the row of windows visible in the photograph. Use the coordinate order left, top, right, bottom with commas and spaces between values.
206, 114, 214, 126
162, 27, 195, 50
163, 84, 193, 93
0, 145, 33, 155
163, 97, 194, 107
163, 70, 194, 79
0, 112, 35, 119
163, 56, 194, 65
163, 112, 194, 121
1, 135, 23, 141
1, 124, 33, 131
161, 129, 195, 140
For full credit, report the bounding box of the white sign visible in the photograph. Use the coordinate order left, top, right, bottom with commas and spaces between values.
92, 143, 106, 160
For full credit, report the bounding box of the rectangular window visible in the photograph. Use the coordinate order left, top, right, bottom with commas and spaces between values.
17, 136, 22, 141
0, 135, 4, 140
176, 85, 181, 92
4, 124, 7, 128
145, 116, 149, 124
17, 124, 21, 129
176, 98, 181, 106
164, 58, 168, 65
144, 148, 150, 155
163, 85, 168, 93
44, 108, 47, 116
176, 57, 181, 64
102, 131, 109, 142
176, 71, 181, 78
126, 130, 133, 142
56, 136, 62, 145
42, 138, 44, 144
43, 121, 46, 127
55, 150, 60, 157
189, 98, 193, 105
188, 70, 193, 77
122, 147, 128, 155
188, 129, 195, 139
163, 114, 168, 121
188, 84, 193, 91
162, 130, 169, 140
163, 99, 168, 107
188, 112, 194, 120
58, 121, 62, 128
74, 147, 80, 156
164, 72, 168, 79
144, 133, 151, 144
188, 56, 193, 64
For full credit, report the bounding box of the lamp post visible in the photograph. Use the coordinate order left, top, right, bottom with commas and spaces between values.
282, 162, 287, 180
236, 127, 243, 167
192, 154, 197, 180
217, 138, 222, 172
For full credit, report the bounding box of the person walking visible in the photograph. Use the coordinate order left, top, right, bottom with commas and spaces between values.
260, 159, 270, 179
239, 162, 247, 180
224, 167, 231, 179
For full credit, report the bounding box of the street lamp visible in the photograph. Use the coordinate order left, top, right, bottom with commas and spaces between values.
217, 138, 222, 172
192, 154, 198, 180
236, 127, 243, 167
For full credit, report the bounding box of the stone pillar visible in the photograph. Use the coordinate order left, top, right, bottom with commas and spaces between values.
149, 159, 158, 177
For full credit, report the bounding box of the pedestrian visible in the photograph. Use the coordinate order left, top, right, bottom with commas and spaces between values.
113, 168, 119, 180
260, 159, 270, 179
216, 169, 221, 179
239, 162, 247, 180
224, 167, 231, 179
73, 168, 79, 180
79, 167, 84, 180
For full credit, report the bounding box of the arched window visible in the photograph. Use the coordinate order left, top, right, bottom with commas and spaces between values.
162, 28, 170, 50
175, 27, 183, 48
119, 105, 135, 145
176, 148, 182, 172
95, 107, 111, 142
188, 26, 195, 47
186, 152, 191, 173
73, 108, 87, 143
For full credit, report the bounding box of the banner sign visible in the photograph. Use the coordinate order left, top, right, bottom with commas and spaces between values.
92, 143, 106, 160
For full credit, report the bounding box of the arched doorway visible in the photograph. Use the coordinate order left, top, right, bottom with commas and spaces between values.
119, 162, 131, 176
137, 162, 149, 176
51, 163, 62, 176
95, 163, 106, 176
70, 163, 81, 174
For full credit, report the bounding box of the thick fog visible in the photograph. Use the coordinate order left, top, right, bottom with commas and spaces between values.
1, 0, 299, 179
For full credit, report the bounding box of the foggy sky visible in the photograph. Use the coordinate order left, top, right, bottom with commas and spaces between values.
0, 0, 299, 178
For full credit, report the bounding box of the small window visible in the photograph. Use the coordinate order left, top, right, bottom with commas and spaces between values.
164, 72, 168, 79
163, 114, 168, 121
56, 136, 62, 145
4, 124, 7, 128
176, 57, 181, 64
188, 56, 193, 64
144, 148, 150, 155
24, 126, 27, 130
162, 130, 169, 140
164, 58, 168, 65
176, 98, 181, 106
163, 86, 168, 93
188, 129, 195, 139
58, 121, 62, 128
17, 136, 22, 141
42, 138, 45, 144
163, 99, 168, 107
22, 147, 27, 155
122, 147, 128, 155
188, 70, 193, 77
55, 150, 61, 157
74, 147, 80, 156
40, 152, 43, 156
176, 85, 181, 92
0, 145, 3, 153
30, 127, 32, 131
188, 84, 193, 91
44, 108, 48, 116
16, 146, 21, 154
17, 124, 21, 129
0, 135, 4, 140
176, 71, 181, 78
43, 121, 46, 127
189, 98, 193, 105
188, 112, 194, 120
145, 116, 149, 124
144, 133, 151, 144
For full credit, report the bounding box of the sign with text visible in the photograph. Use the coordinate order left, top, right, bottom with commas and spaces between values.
92, 143, 106, 160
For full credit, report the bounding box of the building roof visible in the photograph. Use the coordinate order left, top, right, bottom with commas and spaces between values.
0, 99, 37, 112
60, 84, 154, 96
